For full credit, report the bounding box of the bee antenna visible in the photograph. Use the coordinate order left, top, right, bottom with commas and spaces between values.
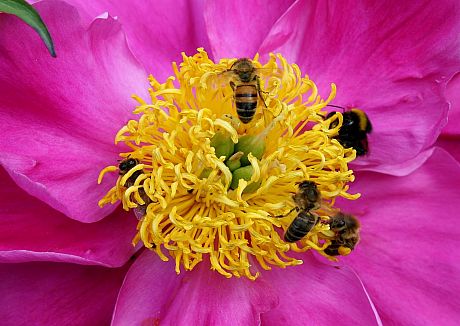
326, 104, 346, 112
117, 154, 132, 163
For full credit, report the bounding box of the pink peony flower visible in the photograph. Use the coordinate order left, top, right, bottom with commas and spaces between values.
1, 0, 460, 324
437, 73, 460, 162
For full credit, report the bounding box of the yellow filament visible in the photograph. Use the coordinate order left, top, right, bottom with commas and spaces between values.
98, 49, 359, 279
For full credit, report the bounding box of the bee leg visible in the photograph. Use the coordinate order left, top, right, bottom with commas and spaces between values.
324, 241, 341, 256
229, 81, 239, 107
255, 76, 268, 108
272, 207, 297, 218
259, 92, 268, 107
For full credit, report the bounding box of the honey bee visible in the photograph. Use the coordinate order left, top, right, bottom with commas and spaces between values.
326, 106, 372, 156
324, 212, 360, 256
284, 210, 319, 243
276, 181, 322, 243
222, 58, 268, 124
293, 180, 322, 212
118, 158, 150, 220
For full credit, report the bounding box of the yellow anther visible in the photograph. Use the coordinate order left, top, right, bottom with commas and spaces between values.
98, 165, 117, 184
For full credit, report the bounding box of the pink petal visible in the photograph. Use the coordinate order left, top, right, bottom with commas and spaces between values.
0, 0, 149, 222
336, 148, 460, 324
0, 262, 126, 325
437, 74, 460, 161
57, 0, 211, 78
356, 147, 434, 177
260, 254, 381, 325
112, 251, 278, 325
442, 72, 460, 135
0, 167, 137, 267
260, 0, 460, 175
436, 136, 460, 164
204, 0, 296, 59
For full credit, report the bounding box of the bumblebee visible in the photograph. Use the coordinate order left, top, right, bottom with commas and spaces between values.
326, 106, 372, 156
118, 158, 150, 220
278, 181, 322, 243
324, 212, 360, 256
221, 58, 267, 124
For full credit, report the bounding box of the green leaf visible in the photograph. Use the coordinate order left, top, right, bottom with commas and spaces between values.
0, 0, 56, 57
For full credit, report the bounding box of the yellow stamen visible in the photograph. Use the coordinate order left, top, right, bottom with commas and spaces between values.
98, 49, 360, 279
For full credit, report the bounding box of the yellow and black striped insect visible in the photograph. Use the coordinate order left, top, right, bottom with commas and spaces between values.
219, 58, 268, 124
324, 212, 360, 256
326, 106, 372, 156
276, 181, 322, 243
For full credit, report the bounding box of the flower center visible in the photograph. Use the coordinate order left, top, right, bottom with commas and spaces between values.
99, 49, 361, 279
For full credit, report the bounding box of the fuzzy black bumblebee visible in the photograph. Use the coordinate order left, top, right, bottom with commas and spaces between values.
326, 108, 372, 156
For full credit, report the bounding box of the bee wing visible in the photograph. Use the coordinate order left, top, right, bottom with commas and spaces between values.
360, 137, 370, 155
206, 70, 236, 89
255, 67, 284, 79
253, 67, 286, 95
133, 205, 146, 220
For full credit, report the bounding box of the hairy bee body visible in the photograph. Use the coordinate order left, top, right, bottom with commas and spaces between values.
227, 58, 266, 124
119, 161, 142, 188
324, 213, 360, 256
284, 211, 319, 243
293, 180, 321, 212
233, 84, 259, 123
327, 108, 372, 156
277, 181, 322, 242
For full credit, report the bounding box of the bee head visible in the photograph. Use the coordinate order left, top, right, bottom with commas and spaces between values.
297, 180, 317, 191
232, 58, 254, 82
326, 111, 339, 129
329, 213, 360, 233
119, 158, 139, 174
330, 217, 346, 231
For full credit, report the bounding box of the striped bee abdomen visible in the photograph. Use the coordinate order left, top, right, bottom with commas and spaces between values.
284, 211, 319, 243
235, 84, 258, 123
